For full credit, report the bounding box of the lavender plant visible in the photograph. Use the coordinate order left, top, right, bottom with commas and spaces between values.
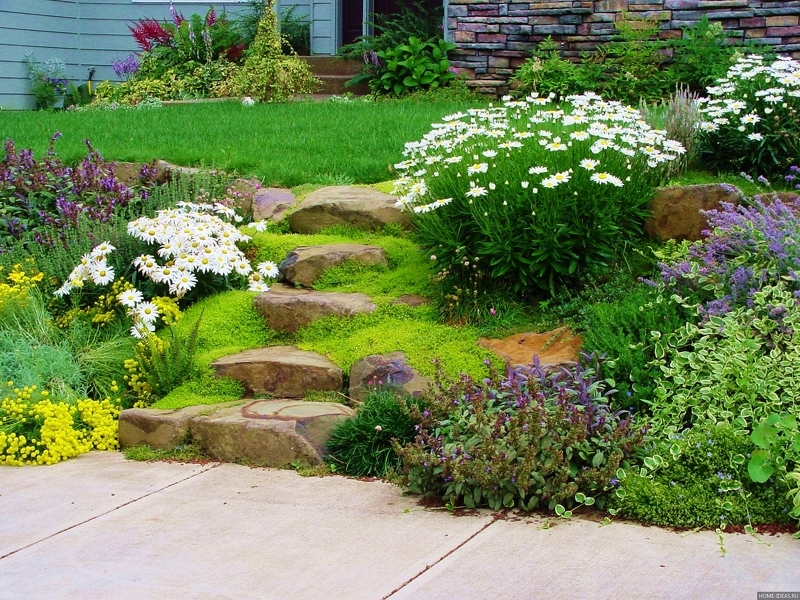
658, 197, 800, 321
395, 354, 645, 511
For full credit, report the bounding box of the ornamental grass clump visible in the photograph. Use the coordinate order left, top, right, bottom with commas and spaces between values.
392, 92, 683, 296
696, 54, 800, 179
658, 197, 800, 321
396, 354, 646, 511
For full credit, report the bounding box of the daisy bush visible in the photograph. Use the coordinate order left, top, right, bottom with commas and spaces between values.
54, 201, 278, 338
696, 54, 800, 179
392, 93, 683, 296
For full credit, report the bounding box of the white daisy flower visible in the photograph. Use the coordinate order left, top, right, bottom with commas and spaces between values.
118, 289, 144, 308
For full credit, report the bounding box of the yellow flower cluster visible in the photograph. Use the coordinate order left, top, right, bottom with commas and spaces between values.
123, 358, 154, 407
55, 278, 135, 328
0, 383, 120, 466
0, 264, 44, 311
152, 296, 182, 325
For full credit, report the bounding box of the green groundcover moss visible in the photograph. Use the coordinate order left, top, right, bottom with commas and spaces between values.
247, 229, 437, 301
294, 304, 497, 380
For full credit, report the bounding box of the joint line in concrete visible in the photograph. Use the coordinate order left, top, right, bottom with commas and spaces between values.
382, 514, 501, 599
0, 462, 220, 561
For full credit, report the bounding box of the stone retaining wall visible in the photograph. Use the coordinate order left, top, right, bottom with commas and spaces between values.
448, 0, 800, 95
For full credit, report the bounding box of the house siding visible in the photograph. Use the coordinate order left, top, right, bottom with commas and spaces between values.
448, 0, 800, 95
0, 0, 263, 110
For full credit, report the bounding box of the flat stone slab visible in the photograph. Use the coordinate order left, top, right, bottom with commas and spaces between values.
279, 243, 388, 287
253, 283, 376, 333
190, 400, 354, 466
478, 328, 582, 369
119, 404, 236, 450
645, 183, 742, 242
252, 187, 298, 222
211, 345, 343, 397
349, 352, 431, 404
288, 185, 411, 233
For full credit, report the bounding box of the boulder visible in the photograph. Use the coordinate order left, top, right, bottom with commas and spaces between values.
288, 186, 411, 233
114, 161, 171, 187
253, 283, 376, 333
645, 183, 743, 242
252, 187, 298, 222
279, 243, 388, 287
391, 294, 430, 308
190, 400, 354, 466
477, 328, 582, 369
227, 178, 262, 216
211, 346, 343, 397
348, 352, 431, 404
118, 404, 228, 450
752, 191, 799, 205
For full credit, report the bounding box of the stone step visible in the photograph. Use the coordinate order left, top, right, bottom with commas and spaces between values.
279, 243, 388, 287
191, 400, 353, 466
253, 283, 376, 333
348, 352, 431, 404
301, 56, 364, 76
477, 328, 583, 369
288, 185, 410, 234
315, 75, 370, 96
119, 400, 354, 467
211, 345, 343, 397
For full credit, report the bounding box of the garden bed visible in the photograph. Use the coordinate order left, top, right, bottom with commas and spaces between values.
1, 64, 799, 537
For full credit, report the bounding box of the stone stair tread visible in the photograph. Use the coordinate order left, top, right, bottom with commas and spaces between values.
120, 400, 354, 467
279, 243, 388, 287
254, 283, 376, 333
288, 185, 410, 234
211, 345, 343, 397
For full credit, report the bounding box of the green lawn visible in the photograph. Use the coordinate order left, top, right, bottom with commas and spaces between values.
0, 99, 482, 187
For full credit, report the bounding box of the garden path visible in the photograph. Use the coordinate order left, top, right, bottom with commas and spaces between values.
1, 452, 797, 599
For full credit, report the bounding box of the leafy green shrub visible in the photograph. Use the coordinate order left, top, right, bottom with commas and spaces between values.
326, 388, 417, 476
393, 94, 682, 296
510, 37, 596, 99
580, 284, 688, 413
370, 37, 456, 97
339, 1, 445, 89
25, 53, 68, 110
668, 16, 747, 92
747, 414, 800, 526
214, 0, 319, 102
648, 283, 800, 439
610, 423, 791, 528
396, 355, 645, 511
696, 54, 800, 179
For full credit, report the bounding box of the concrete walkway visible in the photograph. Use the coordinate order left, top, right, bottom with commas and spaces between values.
1, 452, 797, 600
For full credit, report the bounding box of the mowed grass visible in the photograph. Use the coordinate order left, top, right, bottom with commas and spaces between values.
0, 99, 481, 187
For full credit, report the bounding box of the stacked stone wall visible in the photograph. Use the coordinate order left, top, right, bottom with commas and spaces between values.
448, 0, 800, 95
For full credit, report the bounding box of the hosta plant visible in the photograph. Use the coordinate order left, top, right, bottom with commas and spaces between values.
392, 93, 683, 295
696, 54, 800, 179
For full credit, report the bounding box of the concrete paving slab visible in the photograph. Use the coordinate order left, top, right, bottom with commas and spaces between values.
0, 452, 215, 559
390, 516, 800, 600
0, 455, 494, 600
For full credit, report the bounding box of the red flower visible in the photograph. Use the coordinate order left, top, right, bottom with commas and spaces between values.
129, 18, 174, 52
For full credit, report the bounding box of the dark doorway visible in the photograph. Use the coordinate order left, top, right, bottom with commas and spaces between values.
341, 0, 443, 46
